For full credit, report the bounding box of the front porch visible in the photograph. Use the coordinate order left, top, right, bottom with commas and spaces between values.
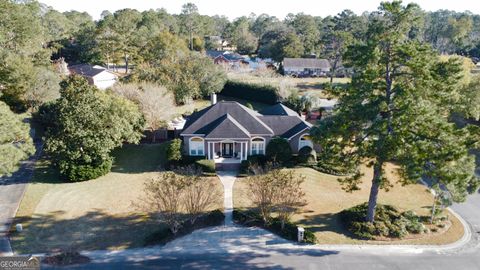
206, 140, 248, 162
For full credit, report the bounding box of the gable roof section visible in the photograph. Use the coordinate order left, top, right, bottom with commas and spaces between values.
283, 58, 331, 69
69, 64, 111, 78
260, 103, 299, 116
182, 101, 273, 136
258, 116, 311, 138
201, 114, 250, 139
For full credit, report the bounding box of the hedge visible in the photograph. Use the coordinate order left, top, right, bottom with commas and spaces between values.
195, 159, 216, 176
59, 158, 112, 182
298, 146, 317, 165
220, 80, 281, 105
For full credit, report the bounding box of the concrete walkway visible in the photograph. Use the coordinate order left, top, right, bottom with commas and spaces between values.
217, 171, 237, 225
0, 143, 42, 256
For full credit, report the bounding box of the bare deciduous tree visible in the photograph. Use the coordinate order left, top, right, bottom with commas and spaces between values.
112, 82, 176, 142
274, 170, 306, 230
247, 165, 306, 229
246, 164, 280, 225
141, 172, 187, 234
181, 166, 220, 224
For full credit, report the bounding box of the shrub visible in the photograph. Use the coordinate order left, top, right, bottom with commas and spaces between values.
266, 137, 292, 164
340, 203, 423, 239
167, 139, 182, 162
239, 160, 250, 176
180, 155, 204, 165
406, 221, 424, 234
195, 159, 216, 176
298, 146, 317, 165
239, 155, 268, 176
59, 158, 112, 182
220, 80, 281, 105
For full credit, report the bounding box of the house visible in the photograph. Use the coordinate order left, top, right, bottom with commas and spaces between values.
283, 58, 331, 77
180, 96, 314, 163
68, 64, 118, 89
206, 50, 245, 68
242, 57, 276, 71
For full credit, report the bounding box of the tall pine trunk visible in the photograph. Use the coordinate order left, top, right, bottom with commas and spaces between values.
124, 52, 129, 74
367, 161, 383, 222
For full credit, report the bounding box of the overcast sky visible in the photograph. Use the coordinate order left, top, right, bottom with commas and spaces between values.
40, 0, 479, 20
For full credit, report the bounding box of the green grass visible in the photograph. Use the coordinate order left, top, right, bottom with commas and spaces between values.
173, 99, 211, 116
111, 143, 168, 173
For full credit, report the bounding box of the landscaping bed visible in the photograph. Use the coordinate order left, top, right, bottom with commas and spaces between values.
340, 203, 453, 241
233, 166, 464, 245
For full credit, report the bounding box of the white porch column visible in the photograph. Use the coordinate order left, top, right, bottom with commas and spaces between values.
244, 142, 248, 160
240, 141, 243, 161
208, 142, 211, 160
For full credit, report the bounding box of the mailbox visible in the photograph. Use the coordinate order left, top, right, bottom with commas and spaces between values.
297, 226, 305, 242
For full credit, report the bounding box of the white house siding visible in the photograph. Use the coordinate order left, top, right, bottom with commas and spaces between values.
93, 71, 117, 89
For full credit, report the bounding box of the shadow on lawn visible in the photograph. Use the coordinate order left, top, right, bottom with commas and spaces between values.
296, 212, 357, 239
10, 210, 162, 254
110, 143, 168, 174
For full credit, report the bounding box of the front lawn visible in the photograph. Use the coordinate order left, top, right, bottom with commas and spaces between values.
10, 143, 223, 254
233, 165, 464, 245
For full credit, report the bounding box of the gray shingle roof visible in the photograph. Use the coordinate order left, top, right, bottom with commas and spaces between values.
260, 103, 299, 116
181, 101, 312, 140
258, 116, 311, 138
283, 58, 331, 69
202, 114, 251, 139
182, 101, 273, 135
69, 64, 109, 77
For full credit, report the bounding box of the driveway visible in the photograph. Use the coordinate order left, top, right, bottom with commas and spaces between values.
0, 143, 42, 256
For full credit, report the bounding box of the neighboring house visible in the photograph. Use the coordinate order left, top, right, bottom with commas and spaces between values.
180, 97, 314, 163
283, 58, 331, 77
206, 50, 245, 68
242, 57, 276, 71
68, 64, 118, 89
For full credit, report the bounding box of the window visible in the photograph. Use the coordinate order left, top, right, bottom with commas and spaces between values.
251, 137, 265, 155
189, 137, 204, 156
299, 134, 313, 150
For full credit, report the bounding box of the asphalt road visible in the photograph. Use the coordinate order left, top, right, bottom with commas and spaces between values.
41, 191, 480, 270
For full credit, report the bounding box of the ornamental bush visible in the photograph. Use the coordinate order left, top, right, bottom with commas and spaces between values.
266, 137, 292, 164
340, 203, 424, 239
298, 146, 317, 165
167, 139, 182, 163
59, 158, 113, 182
195, 159, 216, 176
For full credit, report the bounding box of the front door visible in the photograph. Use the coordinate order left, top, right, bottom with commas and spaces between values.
222, 143, 233, 157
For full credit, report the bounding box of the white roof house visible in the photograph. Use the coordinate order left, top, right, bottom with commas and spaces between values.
68, 64, 118, 90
